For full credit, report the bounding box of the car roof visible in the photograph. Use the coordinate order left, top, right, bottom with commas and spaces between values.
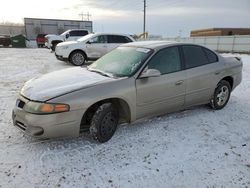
69, 29, 88, 31
92, 32, 132, 37
121, 40, 211, 51
121, 40, 180, 50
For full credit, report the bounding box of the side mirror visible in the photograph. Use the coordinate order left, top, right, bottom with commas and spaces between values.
140, 69, 161, 78
65, 34, 69, 39
86, 40, 91, 44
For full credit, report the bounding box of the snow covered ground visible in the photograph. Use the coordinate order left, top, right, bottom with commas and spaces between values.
0, 48, 249, 187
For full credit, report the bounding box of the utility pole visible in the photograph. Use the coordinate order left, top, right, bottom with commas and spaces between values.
143, 0, 146, 38
79, 12, 91, 21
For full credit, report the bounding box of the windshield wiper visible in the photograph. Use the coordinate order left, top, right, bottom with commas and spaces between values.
87, 67, 114, 78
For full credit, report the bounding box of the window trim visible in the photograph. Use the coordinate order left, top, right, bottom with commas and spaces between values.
181, 44, 218, 70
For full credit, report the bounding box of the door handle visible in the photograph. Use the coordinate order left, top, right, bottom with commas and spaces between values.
215, 71, 221, 75
175, 80, 184, 85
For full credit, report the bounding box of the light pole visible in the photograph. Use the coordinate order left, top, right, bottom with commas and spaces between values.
143, 0, 146, 38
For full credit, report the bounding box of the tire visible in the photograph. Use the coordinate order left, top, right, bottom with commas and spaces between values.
51, 41, 61, 51
90, 103, 118, 143
69, 51, 86, 66
51, 43, 57, 51
211, 80, 231, 110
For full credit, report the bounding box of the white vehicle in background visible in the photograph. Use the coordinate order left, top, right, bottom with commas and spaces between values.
45, 29, 89, 51
55, 33, 135, 66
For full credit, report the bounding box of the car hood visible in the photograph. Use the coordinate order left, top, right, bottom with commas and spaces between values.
57, 41, 78, 47
21, 67, 114, 101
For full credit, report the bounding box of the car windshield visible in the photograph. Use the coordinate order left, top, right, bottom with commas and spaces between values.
60, 30, 70, 36
88, 46, 153, 77
77, 33, 95, 42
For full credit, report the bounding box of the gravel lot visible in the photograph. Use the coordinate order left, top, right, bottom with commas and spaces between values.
0, 48, 250, 187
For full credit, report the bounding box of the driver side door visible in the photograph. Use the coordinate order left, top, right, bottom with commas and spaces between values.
136, 46, 186, 119
86, 35, 108, 59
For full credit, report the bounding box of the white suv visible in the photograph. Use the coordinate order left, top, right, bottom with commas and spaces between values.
55, 33, 135, 66
45, 29, 89, 51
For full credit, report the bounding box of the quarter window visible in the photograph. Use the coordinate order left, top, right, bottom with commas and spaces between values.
147, 47, 181, 74
203, 48, 218, 63
182, 45, 209, 69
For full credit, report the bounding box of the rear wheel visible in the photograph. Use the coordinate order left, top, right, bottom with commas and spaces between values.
90, 103, 118, 143
211, 80, 231, 110
69, 51, 86, 66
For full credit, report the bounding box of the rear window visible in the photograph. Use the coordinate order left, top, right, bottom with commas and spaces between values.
182, 45, 209, 69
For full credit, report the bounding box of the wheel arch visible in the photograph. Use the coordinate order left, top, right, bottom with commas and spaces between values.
69, 49, 87, 60
80, 98, 131, 132
220, 76, 234, 89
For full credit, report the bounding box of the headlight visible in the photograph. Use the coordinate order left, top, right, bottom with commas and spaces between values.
23, 101, 70, 114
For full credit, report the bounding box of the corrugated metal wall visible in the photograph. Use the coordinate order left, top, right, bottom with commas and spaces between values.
152, 35, 250, 53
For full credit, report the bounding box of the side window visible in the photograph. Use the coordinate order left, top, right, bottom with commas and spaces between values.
203, 48, 218, 63
182, 45, 209, 69
69, 31, 77, 36
69, 30, 88, 36
78, 30, 88, 36
147, 47, 181, 75
90, 35, 107, 43
108, 35, 130, 43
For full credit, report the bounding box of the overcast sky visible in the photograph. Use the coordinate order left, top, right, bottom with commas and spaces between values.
1, 0, 250, 37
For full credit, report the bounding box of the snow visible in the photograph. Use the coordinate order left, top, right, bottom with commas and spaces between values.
0, 48, 250, 187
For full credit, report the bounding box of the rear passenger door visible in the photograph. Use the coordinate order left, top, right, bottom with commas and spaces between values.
107, 35, 132, 53
181, 45, 220, 107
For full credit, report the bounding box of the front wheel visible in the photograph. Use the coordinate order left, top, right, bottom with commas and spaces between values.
90, 103, 118, 143
211, 80, 231, 110
51, 42, 60, 51
69, 51, 86, 66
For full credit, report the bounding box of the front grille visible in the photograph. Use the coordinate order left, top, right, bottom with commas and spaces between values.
15, 121, 27, 131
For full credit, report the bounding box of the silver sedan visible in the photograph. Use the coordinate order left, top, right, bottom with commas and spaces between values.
12, 41, 242, 142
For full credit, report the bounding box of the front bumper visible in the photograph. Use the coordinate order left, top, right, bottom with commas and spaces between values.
55, 53, 68, 61
12, 95, 83, 139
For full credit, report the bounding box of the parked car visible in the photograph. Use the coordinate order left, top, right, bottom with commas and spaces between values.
12, 41, 242, 143
55, 33, 135, 66
36, 34, 47, 47
45, 29, 89, 51
0, 35, 11, 47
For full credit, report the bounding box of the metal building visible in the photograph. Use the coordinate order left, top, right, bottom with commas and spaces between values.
24, 18, 93, 40
190, 28, 250, 37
